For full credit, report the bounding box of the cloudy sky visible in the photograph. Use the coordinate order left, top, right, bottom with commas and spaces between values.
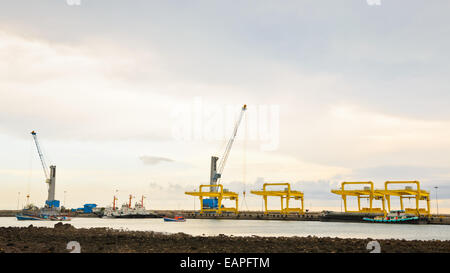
1, 0, 449, 213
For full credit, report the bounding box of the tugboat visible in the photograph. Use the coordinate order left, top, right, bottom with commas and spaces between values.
163, 216, 186, 222
101, 195, 160, 218
363, 210, 419, 224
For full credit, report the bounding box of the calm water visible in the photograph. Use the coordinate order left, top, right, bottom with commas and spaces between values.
1, 217, 449, 241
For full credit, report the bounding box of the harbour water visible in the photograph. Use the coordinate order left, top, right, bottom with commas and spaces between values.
1, 217, 449, 241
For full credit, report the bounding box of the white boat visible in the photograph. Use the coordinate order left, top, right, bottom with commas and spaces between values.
102, 195, 159, 218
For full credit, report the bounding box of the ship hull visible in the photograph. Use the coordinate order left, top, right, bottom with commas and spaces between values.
16, 214, 49, 221
362, 217, 420, 224
163, 217, 185, 222
320, 211, 428, 224
106, 214, 160, 219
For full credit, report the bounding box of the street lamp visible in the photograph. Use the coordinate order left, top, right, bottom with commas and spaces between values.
64, 191, 67, 207
434, 186, 439, 216
17, 192, 20, 210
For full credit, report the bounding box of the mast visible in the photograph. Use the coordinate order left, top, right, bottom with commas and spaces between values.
113, 195, 118, 211
128, 195, 133, 208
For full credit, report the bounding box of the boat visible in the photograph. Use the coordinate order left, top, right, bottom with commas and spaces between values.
16, 213, 71, 221
16, 204, 71, 221
101, 195, 160, 219
163, 216, 186, 222
102, 204, 160, 219
363, 210, 419, 224
16, 213, 49, 221
49, 215, 71, 221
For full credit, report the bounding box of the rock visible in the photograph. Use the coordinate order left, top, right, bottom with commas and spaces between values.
1, 225, 449, 253
54, 222, 75, 230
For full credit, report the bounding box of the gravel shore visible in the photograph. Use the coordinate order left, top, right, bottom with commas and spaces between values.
0, 223, 449, 253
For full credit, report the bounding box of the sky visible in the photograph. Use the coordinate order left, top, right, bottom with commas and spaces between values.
1, 0, 449, 213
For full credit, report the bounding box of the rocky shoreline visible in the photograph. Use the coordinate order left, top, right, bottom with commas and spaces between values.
0, 223, 449, 253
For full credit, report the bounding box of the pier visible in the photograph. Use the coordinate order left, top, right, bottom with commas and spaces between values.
3, 209, 450, 224
177, 210, 320, 221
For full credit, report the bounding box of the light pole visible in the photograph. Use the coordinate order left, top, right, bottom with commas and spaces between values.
434, 186, 439, 216
64, 191, 67, 207
17, 192, 20, 210
193, 189, 197, 211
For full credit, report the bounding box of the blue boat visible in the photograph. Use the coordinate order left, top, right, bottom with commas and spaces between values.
16, 214, 50, 221
163, 216, 186, 222
16, 212, 71, 221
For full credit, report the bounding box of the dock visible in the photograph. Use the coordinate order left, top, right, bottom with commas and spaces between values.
175, 210, 321, 221
2, 209, 450, 225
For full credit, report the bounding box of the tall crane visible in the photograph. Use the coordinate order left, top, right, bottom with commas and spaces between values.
31, 131, 57, 206
209, 104, 247, 193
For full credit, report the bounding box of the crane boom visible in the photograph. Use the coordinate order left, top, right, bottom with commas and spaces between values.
30, 130, 57, 203
217, 104, 247, 177
31, 131, 49, 180
209, 104, 247, 193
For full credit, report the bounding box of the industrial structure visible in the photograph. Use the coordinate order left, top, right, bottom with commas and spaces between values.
251, 183, 304, 215
185, 184, 239, 214
72, 204, 98, 214
331, 182, 386, 214
101, 194, 158, 218
381, 181, 431, 216
185, 104, 246, 214
31, 131, 60, 209
331, 181, 431, 217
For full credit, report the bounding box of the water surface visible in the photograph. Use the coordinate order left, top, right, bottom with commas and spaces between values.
1, 217, 449, 241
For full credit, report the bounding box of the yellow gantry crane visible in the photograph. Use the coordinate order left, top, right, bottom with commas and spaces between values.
380, 181, 430, 216
251, 183, 304, 215
185, 184, 239, 214
331, 181, 431, 217
331, 182, 386, 215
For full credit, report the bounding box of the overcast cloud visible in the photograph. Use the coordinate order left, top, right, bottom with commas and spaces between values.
0, 0, 449, 212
